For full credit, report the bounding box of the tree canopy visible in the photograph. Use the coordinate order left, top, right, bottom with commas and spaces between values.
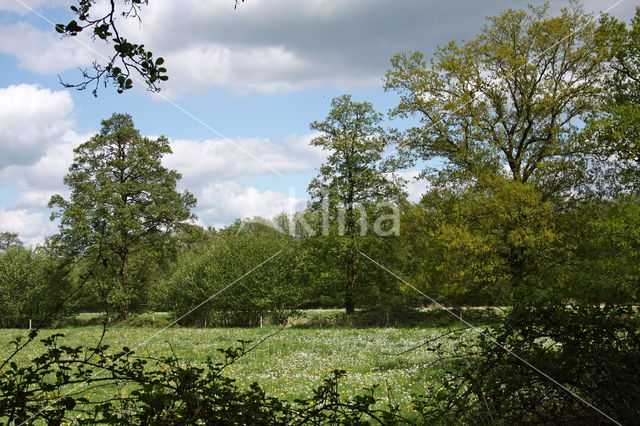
0, 232, 22, 252
385, 2, 605, 197
49, 113, 196, 318
581, 7, 640, 194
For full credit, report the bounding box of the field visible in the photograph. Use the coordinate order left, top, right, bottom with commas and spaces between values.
0, 310, 494, 417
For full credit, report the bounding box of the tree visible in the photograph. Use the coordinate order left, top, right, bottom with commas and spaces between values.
564, 196, 640, 303
411, 303, 640, 424
405, 177, 560, 306
385, 2, 605, 198
581, 8, 640, 194
49, 113, 196, 318
308, 94, 406, 314
0, 231, 22, 252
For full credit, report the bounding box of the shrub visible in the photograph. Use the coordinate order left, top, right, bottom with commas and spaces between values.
413, 303, 640, 424
0, 247, 71, 328
164, 229, 303, 326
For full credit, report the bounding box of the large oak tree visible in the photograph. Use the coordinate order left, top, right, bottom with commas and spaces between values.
49, 113, 196, 318
385, 2, 605, 197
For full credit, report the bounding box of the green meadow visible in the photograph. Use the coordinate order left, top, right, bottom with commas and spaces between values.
0, 310, 493, 417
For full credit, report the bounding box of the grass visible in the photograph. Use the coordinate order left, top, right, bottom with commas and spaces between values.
0, 310, 493, 417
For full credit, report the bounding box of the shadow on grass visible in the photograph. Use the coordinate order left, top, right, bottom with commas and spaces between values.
289, 307, 506, 329
51, 307, 505, 330
53, 312, 173, 328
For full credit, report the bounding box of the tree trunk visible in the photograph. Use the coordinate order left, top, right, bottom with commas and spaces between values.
345, 251, 357, 314
119, 250, 130, 319
345, 293, 355, 314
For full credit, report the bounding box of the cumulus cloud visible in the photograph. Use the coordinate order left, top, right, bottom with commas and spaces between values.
0, 129, 85, 247
136, 0, 499, 96
2, 0, 632, 97
399, 170, 429, 202
0, 130, 83, 201
164, 133, 325, 187
3, 0, 566, 97
0, 84, 75, 168
197, 180, 306, 227
0, 22, 97, 74
0, 83, 79, 247
0, 127, 323, 243
163, 133, 322, 227
0, 208, 57, 247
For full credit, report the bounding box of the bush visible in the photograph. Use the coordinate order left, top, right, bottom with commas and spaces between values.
413, 303, 640, 424
164, 228, 303, 326
0, 247, 71, 328
566, 197, 640, 304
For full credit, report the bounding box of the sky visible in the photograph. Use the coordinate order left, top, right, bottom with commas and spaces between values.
0, 0, 635, 247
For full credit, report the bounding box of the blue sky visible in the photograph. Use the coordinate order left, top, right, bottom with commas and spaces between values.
0, 0, 633, 246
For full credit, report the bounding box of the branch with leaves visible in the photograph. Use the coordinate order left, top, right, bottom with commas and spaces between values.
54, 1, 244, 96
55, 0, 168, 96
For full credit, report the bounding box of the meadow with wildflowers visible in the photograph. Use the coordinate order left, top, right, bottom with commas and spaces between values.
0, 311, 487, 419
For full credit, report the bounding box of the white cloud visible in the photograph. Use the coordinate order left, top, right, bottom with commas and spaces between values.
0, 22, 96, 74
4, 0, 555, 97
0, 208, 56, 247
2, 1, 630, 97
12, 190, 58, 209
164, 133, 322, 227
0, 129, 84, 247
129, 0, 585, 97
0, 130, 84, 197
0, 83, 82, 247
163, 44, 316, 97
400, 170, 429, 202
165, 133, 324, 186
0, 128, 322, 243
198, 180, 306, 227
0, 84, 75, 168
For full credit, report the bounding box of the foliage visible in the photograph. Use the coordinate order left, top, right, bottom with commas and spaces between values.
403, 177, 560, 306
412, 303, 640, 424
49, 113, 196, 318
307, 94, 407, 313
5, 3, 638, 424
0, 320, 487, 414
562, 196, 640, 303
385, 2, 604, 196
0, 333, 401, 424
581, 7, 640, 194
165, 224, 302, 326
0, 232, 22, 252
54, 0, 244, 95
67, 239, 179, 315
295, 206, 411, 312
55, 0, 166, 96
0, 247, 71, 328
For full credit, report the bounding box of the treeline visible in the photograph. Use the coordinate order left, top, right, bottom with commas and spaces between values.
2, 186, 639, 328
1, 3, 640, 328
